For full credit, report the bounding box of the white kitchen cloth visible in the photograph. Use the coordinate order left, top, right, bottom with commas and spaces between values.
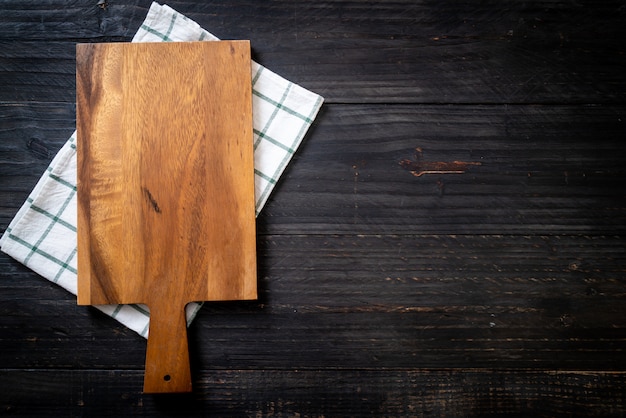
0, 2, 323, 338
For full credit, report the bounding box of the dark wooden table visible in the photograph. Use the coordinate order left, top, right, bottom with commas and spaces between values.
1, 1, 625, 416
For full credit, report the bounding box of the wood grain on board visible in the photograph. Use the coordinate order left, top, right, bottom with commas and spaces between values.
76, 41, 256, 392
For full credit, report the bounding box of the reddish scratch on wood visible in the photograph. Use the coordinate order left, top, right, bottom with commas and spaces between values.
399, 147, 481, 177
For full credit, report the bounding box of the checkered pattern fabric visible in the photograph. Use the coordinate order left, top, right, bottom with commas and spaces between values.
0, 2, 323, 338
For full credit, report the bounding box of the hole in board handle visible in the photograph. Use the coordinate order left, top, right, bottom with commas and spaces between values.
163, 374, 171, 382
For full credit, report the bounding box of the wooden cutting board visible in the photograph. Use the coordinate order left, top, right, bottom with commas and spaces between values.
76, 41, 256, 393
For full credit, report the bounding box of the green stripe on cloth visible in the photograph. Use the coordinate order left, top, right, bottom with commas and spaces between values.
140, 322, 150, 337
254, 94, 324, 212
7, 233, 78, 275
253, 83, 293, 150
253, 129, 295, 154
254, 169, 277, 185
139, 24, 173, 42
253, 87, 313, 124
140, 11, 178, 42
291, 94, 324, 151
49, 173, 76, 191
252, 66, 264, 86
164, 12, 178, 39
30, 204, 77, 232
131, 304, 150, 316
23, 187, 75, 265
110, 304, 124, 318
52, 247, 77, 284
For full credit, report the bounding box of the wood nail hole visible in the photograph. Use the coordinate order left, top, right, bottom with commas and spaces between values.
163, 374, 171, 382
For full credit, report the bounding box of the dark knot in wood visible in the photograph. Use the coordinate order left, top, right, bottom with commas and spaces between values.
142, 187, 162, 214
400, 147, 481, 177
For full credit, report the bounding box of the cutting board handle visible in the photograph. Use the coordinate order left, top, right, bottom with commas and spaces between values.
143, 302, 192, 393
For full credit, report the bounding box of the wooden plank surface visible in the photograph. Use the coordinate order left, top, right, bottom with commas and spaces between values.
260, 104, 626, 235
1, 234, 625, 371
3, 103, 625, 236
1, 0, 625, 415
1, 369, 625, 417
1, 1, 625, 104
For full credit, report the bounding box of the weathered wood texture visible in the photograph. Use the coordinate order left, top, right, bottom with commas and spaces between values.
1, 1, 625, 104
2, 369, 625, 417
2, 234, 625, 371
1, 0, 625, 415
